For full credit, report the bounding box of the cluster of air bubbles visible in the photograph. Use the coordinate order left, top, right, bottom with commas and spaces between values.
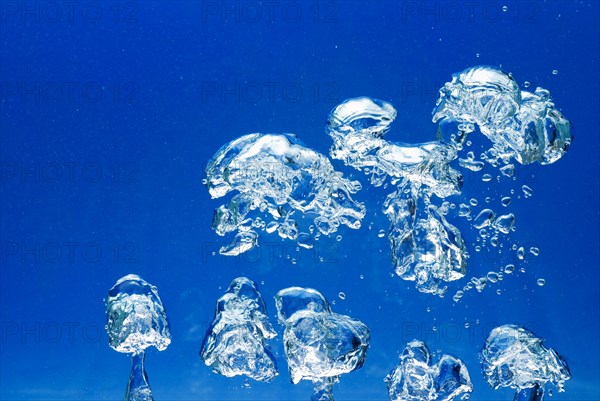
203, 65, 570, 301
205, 133, 365, 256
480, 325, 571, 398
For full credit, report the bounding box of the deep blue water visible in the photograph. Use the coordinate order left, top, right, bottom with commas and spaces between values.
1, 1, 599, 400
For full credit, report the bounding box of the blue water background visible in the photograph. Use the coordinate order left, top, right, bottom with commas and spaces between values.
1, 1, 599, 400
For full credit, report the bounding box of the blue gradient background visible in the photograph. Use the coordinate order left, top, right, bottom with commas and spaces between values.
1, 1, 599, 400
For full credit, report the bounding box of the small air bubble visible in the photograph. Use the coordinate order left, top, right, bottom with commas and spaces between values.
496, 289, 502, 295
359, 274, 364, 280
504, 264, 515, 274
470, 198, 478, 206
552, 69, 558, 75
502, 5, 508, 12
487, 272, 499, 283
336, 235, 342, 241
537, 278, 546, 286
378, 230, 385, 238
530, 247, 540, 256
482, 174, 492, 182
524, 81, 531, 88
338, 292, 346, 300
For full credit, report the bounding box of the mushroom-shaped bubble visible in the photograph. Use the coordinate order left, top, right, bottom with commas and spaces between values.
105, 274, 171, 401
480, 324, 571, 401
275, 287, 370, 401
200, 277, 278, 382
385, 340, 472, 401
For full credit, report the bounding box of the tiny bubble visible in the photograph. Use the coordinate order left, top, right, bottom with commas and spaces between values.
552, 69, 559, 75
338, 292, 346, 300
537, 278, 546, 286
502, 5, 508, 12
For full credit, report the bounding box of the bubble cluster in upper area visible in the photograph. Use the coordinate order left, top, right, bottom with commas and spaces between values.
206, 133, 365, 255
